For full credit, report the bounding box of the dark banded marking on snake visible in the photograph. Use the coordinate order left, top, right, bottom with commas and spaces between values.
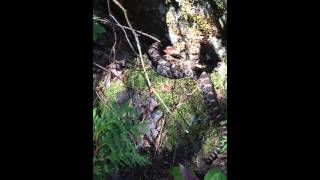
148, 41, 222, 122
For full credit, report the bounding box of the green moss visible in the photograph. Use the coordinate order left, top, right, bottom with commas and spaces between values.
210, 62, 227, 113
127, 70, 148, 92
100, 52, 227, 161
104, 81, 125, 102
159, 76, 215, 150
202, 128, 220, 154
210, 0, 227, 14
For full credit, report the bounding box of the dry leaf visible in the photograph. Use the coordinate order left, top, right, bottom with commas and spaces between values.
161, 83, 172, 92
164, 46, 180, 56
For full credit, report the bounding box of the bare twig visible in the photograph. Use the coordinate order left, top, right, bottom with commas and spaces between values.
93, 62, 108, 72
111, 0, 170, 113
95, 89, 115, 115
94, 17, 161, 43
106, 0, 117, 62
95, 90, 108, 107
153, 115, 166, 159
109, 14, 138, 55
120, 25, 161, 43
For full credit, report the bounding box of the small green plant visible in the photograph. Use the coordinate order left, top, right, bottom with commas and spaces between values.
169, 166, 185, 180
210, 0, 227, 16
219, 136, 227, 153
169, 164, 197, 180
169, 165, 226, 180
93, 17, 105, 41
204, 168, 226, 180
93, 100, 149, 180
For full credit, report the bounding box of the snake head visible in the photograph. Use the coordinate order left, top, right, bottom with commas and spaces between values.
164, 46, 180, 56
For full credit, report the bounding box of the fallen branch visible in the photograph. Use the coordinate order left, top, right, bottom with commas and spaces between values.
111, 0, 170, 113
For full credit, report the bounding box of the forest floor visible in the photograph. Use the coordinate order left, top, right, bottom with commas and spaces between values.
93, 1, 227, 179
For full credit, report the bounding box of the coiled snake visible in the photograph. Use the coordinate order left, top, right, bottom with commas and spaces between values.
147, 0, 227, 166
147, 41, 222, 122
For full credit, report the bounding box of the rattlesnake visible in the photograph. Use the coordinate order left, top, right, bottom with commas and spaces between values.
147, 41, 227, 167
147, 41, 222, 122
148, 0, 227, 121
147, 0, 227, 166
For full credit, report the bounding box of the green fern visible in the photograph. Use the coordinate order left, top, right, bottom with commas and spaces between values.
93, 101, 150, 180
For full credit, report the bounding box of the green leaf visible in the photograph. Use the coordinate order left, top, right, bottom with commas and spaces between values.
93, 95, 148, 177
221, 144, 227, 153
93, 18, 106, 41
93, 108, 97, 118
169, 166, 184, 180
204, 168, 227, 180
179, 164, 198, 180
220, 119, 227, 126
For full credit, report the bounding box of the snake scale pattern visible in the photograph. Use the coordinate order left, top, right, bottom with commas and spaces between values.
148, 42, 222, 122
146, 0, 226, 122
147, 0, 227, 166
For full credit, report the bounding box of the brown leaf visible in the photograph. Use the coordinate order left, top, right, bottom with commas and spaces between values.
148, 88, 155, 96
109, 63, 123, 77
161, 83, 172, 92
216, 89, 223, 99
164, 46, 180, 56
110, 68, 122, 77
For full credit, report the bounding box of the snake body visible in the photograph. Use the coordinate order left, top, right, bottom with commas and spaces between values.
147, 0, 227, 168
148, 42, 222, 122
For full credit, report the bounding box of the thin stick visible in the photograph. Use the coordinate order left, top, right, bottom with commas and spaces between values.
153, 115, 166, 159
112, 0, 170, 113
106, 0, 117, 62
94, 16, 161, 43
93, 62, 108, 72
120, 25, 161, 43
109, 14, 138, 55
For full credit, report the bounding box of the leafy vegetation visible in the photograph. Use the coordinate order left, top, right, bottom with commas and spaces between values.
204, 168, 227, 180
93, 40, 227, 180
169, 164, 227, 180
93, 0, 227, 179
93, 99, 149, 179
93, 17, 105, 41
